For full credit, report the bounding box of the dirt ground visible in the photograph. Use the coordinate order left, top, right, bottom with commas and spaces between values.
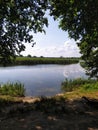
0, 97, 98, 130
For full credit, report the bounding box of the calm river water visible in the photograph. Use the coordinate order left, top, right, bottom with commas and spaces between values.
0, 63, 87, 96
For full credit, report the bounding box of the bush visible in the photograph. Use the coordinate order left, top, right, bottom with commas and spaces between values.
0, 82, 25, 97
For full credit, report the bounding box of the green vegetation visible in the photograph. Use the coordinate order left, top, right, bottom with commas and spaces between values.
80, 82, 98, 92
1, 1, 98, 78
0, 82, 25, 97
61, 78, 98, 92
61, 78, 98, 99
14, 56, 79, 65
50, 1, 98, 78
0, 1, 48, 65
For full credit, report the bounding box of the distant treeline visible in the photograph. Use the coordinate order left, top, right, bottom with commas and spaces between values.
14, 56, 79, 65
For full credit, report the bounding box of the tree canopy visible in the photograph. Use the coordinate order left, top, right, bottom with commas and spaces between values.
0, 0, 48, 65
0, 0, 98, 78
49, 0, 98, 78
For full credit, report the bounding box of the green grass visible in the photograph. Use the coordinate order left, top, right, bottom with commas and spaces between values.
80, 82, 98, 92
0, 82, 25, 97
61, 78, 97, 92
14, 57, 79, 65
61, 78, 98, 99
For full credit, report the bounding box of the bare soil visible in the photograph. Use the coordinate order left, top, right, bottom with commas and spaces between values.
0, 96, 98, 130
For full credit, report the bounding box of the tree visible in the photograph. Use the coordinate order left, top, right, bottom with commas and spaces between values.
40, 56, 44, 58
49, 0, 98, 78
0, 0, 48, 65
27, 54, 32, 58
1, 0, 98, 78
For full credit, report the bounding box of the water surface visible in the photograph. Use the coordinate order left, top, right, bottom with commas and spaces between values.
0, 63, 87, 96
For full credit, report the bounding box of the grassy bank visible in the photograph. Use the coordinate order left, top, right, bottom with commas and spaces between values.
0, 79, 98, 115
14, 57, 79, 65
0, 78, 98, 100
0, 79, 98, 110
0, 87, 98, 130
0, 78, 98, 99
61, 78, 98, 99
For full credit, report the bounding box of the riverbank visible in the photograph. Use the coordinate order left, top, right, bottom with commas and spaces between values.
1, 78, 98, 129
0, 90, 98, 130
0, 57, 79, 66
0, 63, 85, 97
14, 57, 79, 65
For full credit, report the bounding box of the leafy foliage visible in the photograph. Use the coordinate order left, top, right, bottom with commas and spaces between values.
0, 0, 48, 65
49, 0, 98, 78
1, 0, 98, 78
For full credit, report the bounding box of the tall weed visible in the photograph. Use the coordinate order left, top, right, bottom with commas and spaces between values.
0, 82, 25, 97
61, 78, 97, 92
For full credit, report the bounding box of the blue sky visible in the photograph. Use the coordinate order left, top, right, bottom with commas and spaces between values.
22, 15, 81, 57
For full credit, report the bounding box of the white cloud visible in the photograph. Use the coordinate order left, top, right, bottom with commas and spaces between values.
21, 40, 81, 57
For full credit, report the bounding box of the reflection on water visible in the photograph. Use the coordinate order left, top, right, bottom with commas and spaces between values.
0, 63, 87, 96
63, 63, 86, 78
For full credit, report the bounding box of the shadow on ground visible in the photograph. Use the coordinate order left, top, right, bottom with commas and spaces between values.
0, 96, 98, 130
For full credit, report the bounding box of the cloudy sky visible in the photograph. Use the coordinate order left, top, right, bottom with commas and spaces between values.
21, 15, 81, 57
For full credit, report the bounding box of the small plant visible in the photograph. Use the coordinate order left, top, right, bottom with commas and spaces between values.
81, 82, 98, 92
0, 82, 25, 97
61, 78, 97, 92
